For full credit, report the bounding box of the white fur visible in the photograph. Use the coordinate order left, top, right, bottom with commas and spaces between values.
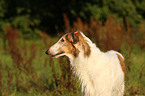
49, 32, 125, 96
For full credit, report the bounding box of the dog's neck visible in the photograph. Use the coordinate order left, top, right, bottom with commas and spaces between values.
67, 41, 102, 96
69, 41, 102, 66
66, 34, 102, 65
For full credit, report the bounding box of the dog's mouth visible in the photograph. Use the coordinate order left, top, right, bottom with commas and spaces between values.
51, 51, 64, 58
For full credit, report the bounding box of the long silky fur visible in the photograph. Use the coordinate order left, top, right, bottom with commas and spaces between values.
47, 31, 125, 96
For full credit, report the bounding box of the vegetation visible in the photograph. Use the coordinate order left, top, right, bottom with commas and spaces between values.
0, 0, 145, 96
0, 0, 145, 35
0, 15, 145, 95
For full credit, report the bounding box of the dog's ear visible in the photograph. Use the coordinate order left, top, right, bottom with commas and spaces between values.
71, 31, 80, 44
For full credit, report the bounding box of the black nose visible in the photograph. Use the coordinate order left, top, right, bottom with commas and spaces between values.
45, 50, 48, 55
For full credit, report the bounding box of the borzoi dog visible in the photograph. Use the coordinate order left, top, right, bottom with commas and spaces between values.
45, 31, 126, 96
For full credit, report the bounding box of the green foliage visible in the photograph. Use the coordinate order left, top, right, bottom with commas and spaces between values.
122, 44, 145, 95
110, 0, 135, 16
0, 0, 5, 18
0, 38, 81, 96
0, 0, 145, 36
11, 15, 40, 38
79, 0, 144, 26
0, 0, 145, 95
83, 3, 110, 23
0, 36, 145, 95
1, 17, 145, 95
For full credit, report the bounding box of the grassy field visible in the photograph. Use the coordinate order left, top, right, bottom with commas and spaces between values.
0, 24, 145, 96
0, 30, 81, 96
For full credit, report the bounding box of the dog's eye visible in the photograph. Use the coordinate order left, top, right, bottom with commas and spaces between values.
61, 38, 64, 42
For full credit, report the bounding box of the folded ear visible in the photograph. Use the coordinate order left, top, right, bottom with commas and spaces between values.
71, 31, 80, 44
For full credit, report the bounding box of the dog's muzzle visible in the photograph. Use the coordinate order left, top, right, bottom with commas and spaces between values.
45, 49, 64, 57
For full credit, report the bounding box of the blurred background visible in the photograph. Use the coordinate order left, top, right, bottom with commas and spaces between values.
0, 0, 145, 95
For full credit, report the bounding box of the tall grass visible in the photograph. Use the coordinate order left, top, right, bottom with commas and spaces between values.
0, 14, 145, 95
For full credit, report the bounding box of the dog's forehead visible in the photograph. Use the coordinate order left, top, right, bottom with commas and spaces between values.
65, 33, 72, 42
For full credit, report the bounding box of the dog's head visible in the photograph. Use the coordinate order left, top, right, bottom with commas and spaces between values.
45, 31, 91, 58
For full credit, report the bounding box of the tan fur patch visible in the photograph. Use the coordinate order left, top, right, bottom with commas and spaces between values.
64, 33, 79, 57
82, 42, 91, 57
62, 31, 91, 57
74, 31, 91, 57
116, 54, 126, 77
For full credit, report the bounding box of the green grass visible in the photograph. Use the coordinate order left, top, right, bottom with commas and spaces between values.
0, 38, 81, 96
121, 44, 145, 95
0, 37, 145, 96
